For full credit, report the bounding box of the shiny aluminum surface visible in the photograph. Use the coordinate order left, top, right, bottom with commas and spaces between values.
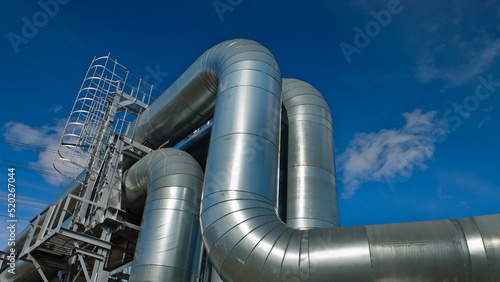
3, 39, 500, 282
123, 148, 204, 282
193, 40, 500, 279
473, 214, 500, 279
130, 39, 500, 281
282, 78, 339, 228
131, 39, 280, 150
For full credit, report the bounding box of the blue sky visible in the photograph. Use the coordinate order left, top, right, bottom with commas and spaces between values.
0, 0, 499, 238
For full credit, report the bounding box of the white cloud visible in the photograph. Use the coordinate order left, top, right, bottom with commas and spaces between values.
414, 3, 500, 86
2, 119, 85, 186
337, 109, 447, 198
3, 121, 62, 148
437, 170, 500, 198
416, 39, 500, 86
436, 187, 450, 200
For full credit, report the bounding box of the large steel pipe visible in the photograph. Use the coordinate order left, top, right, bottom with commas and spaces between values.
130, 39, 280, 150
123, 148, 204, 281
197, 58, 500, 280
283, 78, 339, 228
3, 39, 500, 282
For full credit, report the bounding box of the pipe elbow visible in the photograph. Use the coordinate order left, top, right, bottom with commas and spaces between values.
123, 148, 204, 281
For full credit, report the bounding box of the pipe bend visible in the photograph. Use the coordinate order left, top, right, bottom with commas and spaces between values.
202, 172, 500, 281
5, 39, 499, 282
282, 78, 339, 228
200, 71, 500, 281
124, 148, 204, 282
131, 39, 281, 149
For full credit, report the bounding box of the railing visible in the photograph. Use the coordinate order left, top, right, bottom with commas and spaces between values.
53, 54, 161, 183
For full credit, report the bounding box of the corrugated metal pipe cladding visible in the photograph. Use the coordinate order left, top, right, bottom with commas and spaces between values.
283, 78, 340, 229
5, 39, 498, 282
192, 40, 500, 282
123, 148, 204, 281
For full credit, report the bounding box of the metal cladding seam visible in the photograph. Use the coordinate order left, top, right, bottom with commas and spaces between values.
3, 39, 500, 281
123, 148, 204, 282
197, 58, 500, 280
127, 38, 499, 281
131, 39, 281, 150
282, 78, 339, 229
0, 38, 282, 281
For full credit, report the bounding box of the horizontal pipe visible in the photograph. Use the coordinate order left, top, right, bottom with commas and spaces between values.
130, 39, 280, 149
123, 148, 204, 281
202, 193, 500, 281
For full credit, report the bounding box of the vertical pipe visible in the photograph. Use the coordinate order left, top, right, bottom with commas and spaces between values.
4, 39, 500, 282
282, 78, 339, 228
198, 65, 500, 280
123, 149, 204, 281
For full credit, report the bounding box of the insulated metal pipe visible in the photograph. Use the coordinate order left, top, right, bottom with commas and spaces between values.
123, 148, 204, 281
2, 38, 277, 280
1, 38, 281, 280
130, 39, 280, 150
4, 39, 500, 281
129, 38, 281, 281
195, 43, 500, 279
282, 78, 339, 228
125, 38, 499, 281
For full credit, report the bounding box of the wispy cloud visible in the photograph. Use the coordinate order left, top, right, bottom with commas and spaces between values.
436, 170, 500, 201
477, 106, 494, 129
477, 117, 490, 129
50, 104, 63, 114
414, 2, 500, 86
338, 109, 446, 198
416, 39, 500, 86
2, 119, 70, 185
436, 187, 451, 200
